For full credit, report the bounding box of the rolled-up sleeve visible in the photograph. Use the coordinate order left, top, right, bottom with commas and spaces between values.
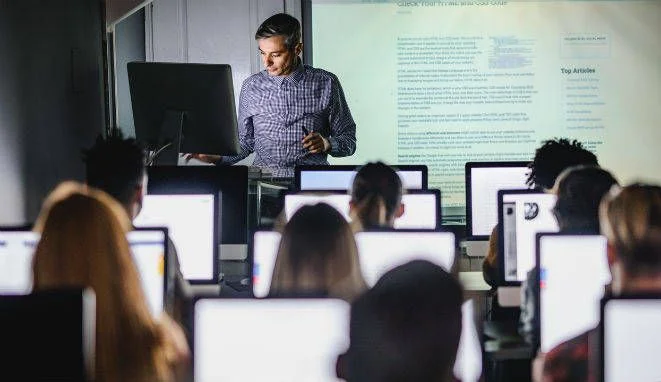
327, 75, 356, 157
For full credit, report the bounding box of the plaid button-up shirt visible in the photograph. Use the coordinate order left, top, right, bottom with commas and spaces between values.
223, 62, 356, 177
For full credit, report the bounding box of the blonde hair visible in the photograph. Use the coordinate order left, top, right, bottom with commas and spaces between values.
600, 184, 661, 277
32, 182, 175, 382
270, 203, 367, 302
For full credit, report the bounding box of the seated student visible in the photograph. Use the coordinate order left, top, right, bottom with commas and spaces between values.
337, 260, 463, 382
32, 182, 189, 382
519, 166, 618, 343
269, 203, 367, 302
482, 138, 599, 287
539, 184, 661, 381
82, 132, 191, 324
349, 161, 404, 231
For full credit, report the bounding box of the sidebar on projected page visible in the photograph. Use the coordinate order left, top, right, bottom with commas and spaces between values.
312, 1, 661, 216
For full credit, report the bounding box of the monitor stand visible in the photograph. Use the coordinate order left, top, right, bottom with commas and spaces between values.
148, 110, 185, 166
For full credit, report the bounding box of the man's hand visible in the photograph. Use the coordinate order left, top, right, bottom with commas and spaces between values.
184, 153, 221, 164
302, 132, 330, 154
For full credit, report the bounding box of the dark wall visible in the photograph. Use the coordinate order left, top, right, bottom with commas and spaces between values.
115, 8, 146, 137
0, 0, 106, 223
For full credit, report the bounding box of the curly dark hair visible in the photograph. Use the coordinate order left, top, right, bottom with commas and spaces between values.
526, 138, 598, 190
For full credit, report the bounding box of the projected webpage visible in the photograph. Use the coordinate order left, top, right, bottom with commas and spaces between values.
284, 193, 438, 229
501, 192, 558, 282
0, 231, 39, 294
194, 299, 350, 382
469, 166, 529, 237
538, 235, 610, 353
127, 230, 166, 316
299, 169, 424, 190
134, 194, 215, 281
604, 299, 661, 382
310, 0, 661, 216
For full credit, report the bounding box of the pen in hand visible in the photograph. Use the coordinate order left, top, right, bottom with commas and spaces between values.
302, 126, 309, 136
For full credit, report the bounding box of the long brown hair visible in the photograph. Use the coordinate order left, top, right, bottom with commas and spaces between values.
32, 182, 173, 382
270, 203, 367, 301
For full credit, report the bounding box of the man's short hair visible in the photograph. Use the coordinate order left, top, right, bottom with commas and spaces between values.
552, 165, 618, 233
343, 260, 463, 382
526, 138, 598, 190
255, 13, 301, 51
82, 131, 145, 208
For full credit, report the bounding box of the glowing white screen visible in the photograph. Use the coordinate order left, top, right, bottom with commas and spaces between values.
502, 192, 558, 282
284, 193, 438, 229
299, 170, 424, 190
0, 231, 39, 294
355, 231, 455, 287
539, 235, 610, 352
252, 231, 281, 298
134, 194, 215, 281
604, 299, 661, 382
469, 166, 529, 237
127, 230, 166, 316
454, 300, 483, 382
194, 299, 350, 382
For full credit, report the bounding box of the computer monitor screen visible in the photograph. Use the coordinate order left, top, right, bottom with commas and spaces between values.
603, 297, 661, 382
252, 231, 281, 298
0, 230, 39, 294
296, 165, 427, 190
194, 298, 350, 382
134, 194, 216, 282
466, 162, 530, 239
499, 191, 558, 284
127, 229, 167, 316
355, 230, 455, 287
537, 234, 610, 353
284, 191, 440, 229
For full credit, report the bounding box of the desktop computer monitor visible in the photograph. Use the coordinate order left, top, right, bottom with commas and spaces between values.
295, 165, 427, 191
536, 233, 610, 353
127, 228, 168, 316
0, 228, 38, 294
0, 289, 96, 381
498, 190, 558, 285
465, 162, 530, 239
355, 230, 456, 287
251, 230, 282, 298
601, 296, 661, 382
128, 62, 239, 165
135, 194, 217, 283
194, 298, 350, 382
283, 190, 441, 229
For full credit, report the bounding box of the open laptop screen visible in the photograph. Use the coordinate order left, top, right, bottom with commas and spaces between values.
355, 230, 455, 287
135, 194, 216, 282
537, 234, 610, 353
499, 190, 558, 284
602, 296, 661, 382
194, 298, 349, 382
284, 191, 440, 229
127, 229, 167, 316
465, 162, 530, 239
0, 230, 39, 294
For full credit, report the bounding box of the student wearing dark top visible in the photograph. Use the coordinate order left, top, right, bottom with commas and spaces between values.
539, 184, 661, 382
349, 161, 404, 231
269, 203, 367, 302
337, 260, 463, 382
518, 166, 618, 344
482, 138, 599, 287
82, 132, 191, 325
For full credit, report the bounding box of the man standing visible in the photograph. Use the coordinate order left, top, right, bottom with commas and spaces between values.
191, 13, 356, 177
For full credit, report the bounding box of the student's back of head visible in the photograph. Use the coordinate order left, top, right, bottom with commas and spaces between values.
349, 162, 403, 230
270, 203, 366, 301
527, 138, 598, 190
340, 260, 463, 382
600, 184, 661, 283
32, 182, 179, 382
82, 131, 146, 219
552, 165, 618, 233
